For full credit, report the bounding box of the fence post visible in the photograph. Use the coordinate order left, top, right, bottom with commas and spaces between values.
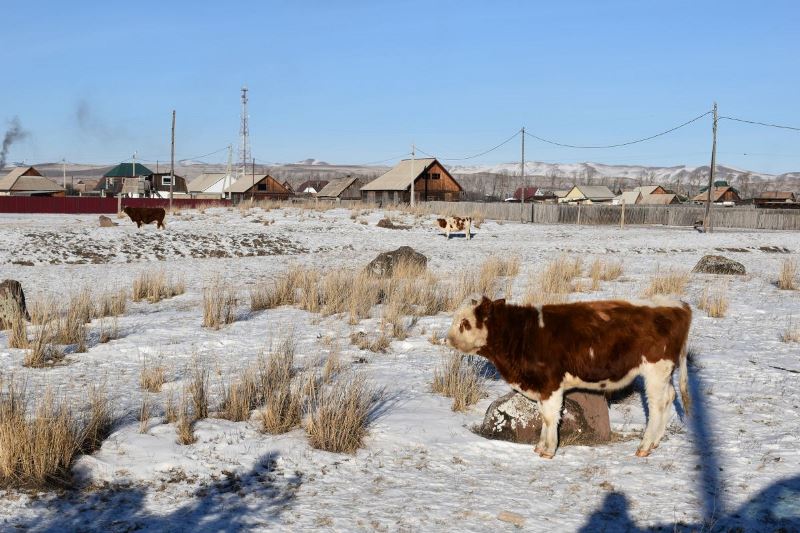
577, 203, 582, 226
620, 200, 625, 229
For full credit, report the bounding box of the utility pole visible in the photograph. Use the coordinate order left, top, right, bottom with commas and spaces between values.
170, 110, 176, 211
62, 158, 66, 191
251, 157, 255, 202
703, 102, 718, 233
225, 145, 233, 200
520, 127, 526, 222
410, 143, 416, 207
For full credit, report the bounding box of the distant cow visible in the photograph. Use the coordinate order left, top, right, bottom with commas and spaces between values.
436, 216, 472, 240
447, 296, 692, 459
123, 206, 166, 229
0, 279, 30, 329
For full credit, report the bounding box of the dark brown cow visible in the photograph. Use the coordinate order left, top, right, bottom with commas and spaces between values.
447, 296, 692, 458
435, 216, 472, 240
123, 206, 166, 229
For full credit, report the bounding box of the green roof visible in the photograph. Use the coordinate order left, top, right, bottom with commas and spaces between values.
104, 162, 153, 178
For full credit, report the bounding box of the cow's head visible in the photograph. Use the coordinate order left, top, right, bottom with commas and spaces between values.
123, 206, 132, 215
447, 296, 503, 353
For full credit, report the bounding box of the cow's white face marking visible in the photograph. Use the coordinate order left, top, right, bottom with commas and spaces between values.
534, 304, 545, 328
589, 347, 595, 359
446, 303, 488, 354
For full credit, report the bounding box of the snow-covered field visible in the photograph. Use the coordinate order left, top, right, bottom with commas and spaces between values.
1, 206, 798, 532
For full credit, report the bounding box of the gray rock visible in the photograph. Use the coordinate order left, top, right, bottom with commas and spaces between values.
477, 390, 611, 446
0, 279, 30, 329
364, 246, 427, 278
692, 254, 746, 275
99, 215, 118, 227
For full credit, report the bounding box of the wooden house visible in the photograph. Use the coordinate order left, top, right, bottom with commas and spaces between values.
147, 172, 189, 196
296, 180, 329, 195
360, 158, 463, 203
613, 191, 642, 205
226, 174, 291, 202
563, 185, 615, 204
188, 172, 234, 199
316, 176, 363, 201
282, 181, 295, 194
640, 193, 680, 205
754, 191, 797, 208
692, 186, 742, 205
94, 163, 153, 197
0, 166, 65, 197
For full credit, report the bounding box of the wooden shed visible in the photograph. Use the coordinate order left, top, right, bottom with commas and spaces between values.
226, 174, 291, 202
0, 166, 65, 197
692, 186, 742, 205
147, 172, 189, 196
563, 185, 615, 204
360, 158, 463, 203
317, 176, 363, 201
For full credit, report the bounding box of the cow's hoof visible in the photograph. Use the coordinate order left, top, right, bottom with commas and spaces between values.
538, 451, 555, 459
534, 445, 543, 455
635, 448, 651, 458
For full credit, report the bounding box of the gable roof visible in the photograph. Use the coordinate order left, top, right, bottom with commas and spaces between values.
0, 166, 63, 193
633, 185, 665, 196
317, 176, 361, 198
297, 179, 329, 194
188, 173, 229, 193
640, 193, 678, 205
225, 174, 288, 194
692, 186, 738, 203
104, 162, 153, 178
360, 158, 438, 191
513, 186, 539, 201
757, 191, 796, 201
615, 191, 642, 205
571, 185, 615, 200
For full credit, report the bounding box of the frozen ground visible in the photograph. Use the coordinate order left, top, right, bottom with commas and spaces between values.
0, 206, 798, 532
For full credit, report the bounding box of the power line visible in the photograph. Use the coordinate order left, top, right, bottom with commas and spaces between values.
178, 146, 231, 162
415, 130, 521, 161
524, 110, 713, 149
719, 116, 800, 132
358, 152, 412, 166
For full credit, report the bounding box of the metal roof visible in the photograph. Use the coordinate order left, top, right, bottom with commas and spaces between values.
640, 193, 678, 205
225, 175, 288, 194
0, 167, 63, 192
571, 185, 615, 199
360, 158, 437, 191
104, 162, 154, 178
615, 191, 642, 204
188, 173, 229, 193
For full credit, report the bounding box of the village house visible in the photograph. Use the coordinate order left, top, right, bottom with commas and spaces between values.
94, 163, 154, 197
360, 158, 463, 203
753, 191, 798, 208
147, 172, 189, 197
226, 174, 291, 202
282, 181, 295, 194
562, 185, 615, 204
0, 166, 65, 197
640, 193, 680, 205
692, 186, 742, 206
296, 179, 329, 195
316, 176, 363, 201
613, 190, 642, 205
188, 172, 234, 199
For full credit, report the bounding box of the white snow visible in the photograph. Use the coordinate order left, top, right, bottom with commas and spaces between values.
0, 207, 798, 531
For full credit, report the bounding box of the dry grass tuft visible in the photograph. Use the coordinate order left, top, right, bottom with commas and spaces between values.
523, 255, 583, 305
188, 362, 210, 420
139, 394, 151, 433
259, 337, 302, 433
780, 318, 800, 343
23, 320, 63, 368
0, 379, 112, 488
698, 283, 729, 318
350, 331, 391, 353
588, 258, 625, 290
220, 367, 258, 422
140, 362, 167, 392
164, 391, 178, 423
305, 373, 375, 454
777, 259, 798, 290
175, 393, 196, 445
431, 354, 486, 411
98, 317, 119, 344
202, 279, 238, 329
643, 268, 690, 297
97, 289, 127, 317
132, 271, 186, 303
7, 307, 29, 349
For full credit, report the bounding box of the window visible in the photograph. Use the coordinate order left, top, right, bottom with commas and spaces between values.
162, 176, 173, 186
430, 173, 441, 180
257, 183, 267, 191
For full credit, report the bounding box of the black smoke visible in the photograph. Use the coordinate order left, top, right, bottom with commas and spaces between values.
0, 117, 28, 169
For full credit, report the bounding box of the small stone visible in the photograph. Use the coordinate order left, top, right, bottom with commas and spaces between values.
497, 511, 525, 527
364, 246, 427, 278
99, 215, 118, 227
692, 255, 746, 275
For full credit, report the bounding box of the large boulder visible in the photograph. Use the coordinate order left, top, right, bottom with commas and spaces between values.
0, 279, 30, 329
364, 246, 427, 278
99, 215, 118, 227
692, 254, 746, 275
477, 390, 611, 446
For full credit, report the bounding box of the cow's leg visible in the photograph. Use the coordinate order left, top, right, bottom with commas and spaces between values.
446, 229, 450, 239
651, 384, 676, 449
637, 360, 674, 456
534, 400, 547, 455
537, 388, 564, 459
466, 220, 471, 240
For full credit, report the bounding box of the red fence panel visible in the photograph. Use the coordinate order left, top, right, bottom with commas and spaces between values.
0, 196, 231, 214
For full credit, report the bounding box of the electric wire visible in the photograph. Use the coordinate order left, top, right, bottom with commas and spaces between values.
718, 116, 800, 132
415, 130, 521, 161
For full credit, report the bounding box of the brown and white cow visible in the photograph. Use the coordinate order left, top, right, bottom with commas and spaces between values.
123, 206, 166, 229
435, 216, 472, 240
447, 296, 692, 459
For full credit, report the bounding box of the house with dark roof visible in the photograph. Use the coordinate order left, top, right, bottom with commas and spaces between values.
692, 186, 742, 205
753, 191, 798, 208
296, 180, 329, 195
360, 158, 463, 203
0, 166, 65, 196
94, 163, 153, 196
317, 176, 363, 201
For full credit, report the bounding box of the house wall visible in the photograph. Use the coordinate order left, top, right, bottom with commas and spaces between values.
412, 161, 462, 201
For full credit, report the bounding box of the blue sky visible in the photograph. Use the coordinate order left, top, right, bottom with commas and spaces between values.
1, 0, 799, 173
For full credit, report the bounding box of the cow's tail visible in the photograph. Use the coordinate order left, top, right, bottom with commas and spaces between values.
678, 303, 692, 417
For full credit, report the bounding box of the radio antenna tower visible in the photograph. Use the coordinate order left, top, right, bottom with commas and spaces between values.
238, 85, 250, 177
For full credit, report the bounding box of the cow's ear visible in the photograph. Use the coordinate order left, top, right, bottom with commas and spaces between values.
470, 298, 478, 306
480, 296, 492, 306
493, 298, 506, 306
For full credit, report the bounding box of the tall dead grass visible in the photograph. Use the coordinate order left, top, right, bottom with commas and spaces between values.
132, 271, 186, 303
140, 362, 167, 392
202, 279, 238, 329
588, 258, 624, 290
0, 379, 112, 488
780, 318, 800, 343
259, 337, 302, 434
777, 259, 798, 290
7, 307, 28, 349
23, 319, 63, 368
431, 354, 486, 411
188, 362, 209, 420
523, 255, 582, 305
305, 373, 375, 454
175, 393, 196, 445
698, 283, 729, 318
643, 268, 690, 297
97, 289, 127, 317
